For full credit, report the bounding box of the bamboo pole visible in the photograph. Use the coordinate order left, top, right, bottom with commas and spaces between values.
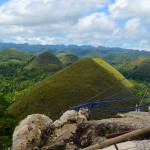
82, 127, 150, 150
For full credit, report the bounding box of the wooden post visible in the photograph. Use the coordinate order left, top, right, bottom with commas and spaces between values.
82, 127, 150, 150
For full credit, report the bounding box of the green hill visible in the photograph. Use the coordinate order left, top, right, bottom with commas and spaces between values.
116, 57, 150, 81
24, 51, 63, 70
130, 58, 150, 80
8, 58, 132, 120
0, 48, 35, 62
57, 52, 79, 66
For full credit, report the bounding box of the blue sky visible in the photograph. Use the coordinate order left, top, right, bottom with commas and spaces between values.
0, 0, 8, 5
0, 0, 150, 51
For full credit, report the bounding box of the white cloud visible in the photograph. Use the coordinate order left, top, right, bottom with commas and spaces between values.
125, 18, 140, 31
121, 40, 150, 51
0, 0, 108, 26
109, 0, 150, 20
0, 0, 115, 45
138, 40, 150, 50
0, 0, 150, 51
81, 0, 109, 3
124, 18, 149, 40
76, 13, 115, 33
15, 36, 55, 45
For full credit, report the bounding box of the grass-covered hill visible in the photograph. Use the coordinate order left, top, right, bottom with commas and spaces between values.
56, 52, 79, 66
0, 48, 35, 62
8, 58, 132, 120
0, 50, 66, 148
116, 57, 150, 81
1, 43, 150, 64
24, 51, 64, 71
0, 50, 65, 103
131, 59, 150, 81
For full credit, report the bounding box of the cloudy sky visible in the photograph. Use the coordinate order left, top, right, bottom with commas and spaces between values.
0, 0, 150, 50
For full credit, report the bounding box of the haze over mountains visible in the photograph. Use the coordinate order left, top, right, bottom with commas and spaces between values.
1, 43, 150, 65
0, 42, 150, 55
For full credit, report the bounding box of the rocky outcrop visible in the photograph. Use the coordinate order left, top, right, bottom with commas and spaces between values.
12, 111, 150, 150
12, 109, 90, 149
76, 108, 89, 124
12, 114, 54, 150
53, 110, 77, 128
54, 109, 89, 128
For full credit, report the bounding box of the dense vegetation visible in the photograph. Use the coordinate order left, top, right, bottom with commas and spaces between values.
25, 51, 64, 70
0, 49, 64, 148
0, 46, 150, 148
115, 57, 150, 81
56, 52, 79, 66
8, 58, 132, 121
1, 43, 150, 63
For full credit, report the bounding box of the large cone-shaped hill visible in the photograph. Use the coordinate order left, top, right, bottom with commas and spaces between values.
8, 58, 132, 120
24, 51, 63, 70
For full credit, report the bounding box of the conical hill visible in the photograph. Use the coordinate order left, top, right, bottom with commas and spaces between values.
24, 51, 63, 70
8, 58, 132, 120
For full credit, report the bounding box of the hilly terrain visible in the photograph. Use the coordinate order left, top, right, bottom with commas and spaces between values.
0, 49, 67, 148
0, 46, 148, 148
0, 48, 35, 62
0, 50, 65, 103
56, 52, 79, 66
0, 43, 150, 65
8, 58, 132, 120
116, 57, 150, 81
25, 51, 63, 70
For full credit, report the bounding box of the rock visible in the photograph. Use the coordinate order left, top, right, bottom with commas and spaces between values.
77, 108, 89, 124
76, 116, 87, 124
11, 111, 150, 150
54, 110, 78, 128
54, 109, 89, 127
53, 120, 62, 128
12, 114, 54, 150
71, 123, 93, 149
41, 141, 66, 150
78, 108, 89, 119
44, 123, 77, 149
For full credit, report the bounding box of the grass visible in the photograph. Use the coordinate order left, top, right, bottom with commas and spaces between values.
0, 48, 35, 62
93, 58, 132, 88
8, 58, 132, 121
57, 53, 79, 66
131, 59, 150, 80
116, 56, 150, 81
25, 51, 63, 69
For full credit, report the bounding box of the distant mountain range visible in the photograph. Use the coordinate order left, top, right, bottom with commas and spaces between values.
0, 42, 150, 65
